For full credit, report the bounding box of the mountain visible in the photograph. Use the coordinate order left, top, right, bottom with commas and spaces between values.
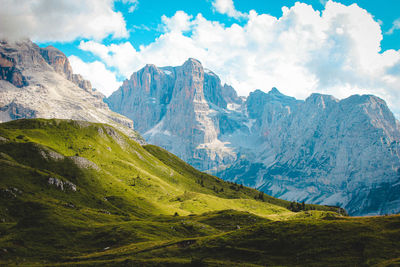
1, 118, 399, 266
106, 59, 400, 216
0, 39, 143, 142
221, 90, 400, 216
106, 59, 242, 171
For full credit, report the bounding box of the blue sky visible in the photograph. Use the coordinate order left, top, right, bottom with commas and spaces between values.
1, 0, 400, 116
47, 0, 400, 61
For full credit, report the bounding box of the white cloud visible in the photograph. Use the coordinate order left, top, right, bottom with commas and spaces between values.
79, 40, 138, 77
77, 2, 400, 117
212, 0, 246, 19
68, 56, 122, 97
120, 0, 138, 13
386, 18, 400, 35
161, 11, 193, 32
0, 0, 129, 42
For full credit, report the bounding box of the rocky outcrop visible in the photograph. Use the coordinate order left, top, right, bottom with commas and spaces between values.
106, 59, 400, 216
71, 74, 92, 92
48, 177, 77, 192
222, 84, 243, 105
0, 47, 28, 88
38, 145, 64, 161
69, 156, 99, 171
39, 46, 73, 79
0, 102, 37, 120
0, 40, 142, 142
0, 187, 22, 198
39, 45, 93, 92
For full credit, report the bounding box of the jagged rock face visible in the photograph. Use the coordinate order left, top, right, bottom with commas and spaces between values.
222, 84, 243, 106
39, 45, 73, 79
39, 45, 92, 92
71, 73, 92, 92
107, 59, 400, 216
0, 42, 29, 88
0, 39, 143, 143
107, 58, 238, 170
106, 64, 175, 133
218, 90, 400, 216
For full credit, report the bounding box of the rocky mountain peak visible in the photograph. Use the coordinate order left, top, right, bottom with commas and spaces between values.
251, 89, 266, 96
222, 83, 242, 104
342, 94, 385, 106
247, 88, 298, 110
268, 87, 282, 95
305, 93, 338, 110
143, 63, 159, 72
307, 93, 337, 101
0, 40, 47, 88
38, 45, 92, 92
107, 58, 238, 170
0, 39, 141, 142
39, 45, 73, 79
183, 58, 202, 67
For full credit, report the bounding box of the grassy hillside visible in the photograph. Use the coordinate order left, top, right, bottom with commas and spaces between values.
0, 118, 399, 266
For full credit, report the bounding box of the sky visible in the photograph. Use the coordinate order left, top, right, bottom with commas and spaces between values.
1, 0, 400, 117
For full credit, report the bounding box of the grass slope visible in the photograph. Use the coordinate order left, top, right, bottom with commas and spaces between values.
0, 118, 398, 266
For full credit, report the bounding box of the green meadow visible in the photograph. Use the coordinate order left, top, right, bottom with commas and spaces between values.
0, 119, 398, 266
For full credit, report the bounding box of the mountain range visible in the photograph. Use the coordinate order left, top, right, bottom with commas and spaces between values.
106, 58, 400, 216
1, 40, 400, 216
1, 40, 400, 266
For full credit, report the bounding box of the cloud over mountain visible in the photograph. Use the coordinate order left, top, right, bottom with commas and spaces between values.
3, 0, 398, 117
74, 1, 400, 117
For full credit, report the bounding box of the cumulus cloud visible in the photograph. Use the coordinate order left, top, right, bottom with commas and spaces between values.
78, 1, 400, 116
68, 56, 122, 97
212, 0, 246, 19
0, 0, 129, 42
161, 11, 193, 32
386, 18, 400, 35
78, 41, 138, 78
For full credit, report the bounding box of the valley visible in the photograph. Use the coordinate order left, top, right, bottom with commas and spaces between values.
0, 119, 399, 266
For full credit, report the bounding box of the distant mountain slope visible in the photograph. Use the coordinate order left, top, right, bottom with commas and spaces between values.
0, 39, 143, 142
0, 119, 399, 266
106, 59, 400, 216
221, 90, 400, 216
